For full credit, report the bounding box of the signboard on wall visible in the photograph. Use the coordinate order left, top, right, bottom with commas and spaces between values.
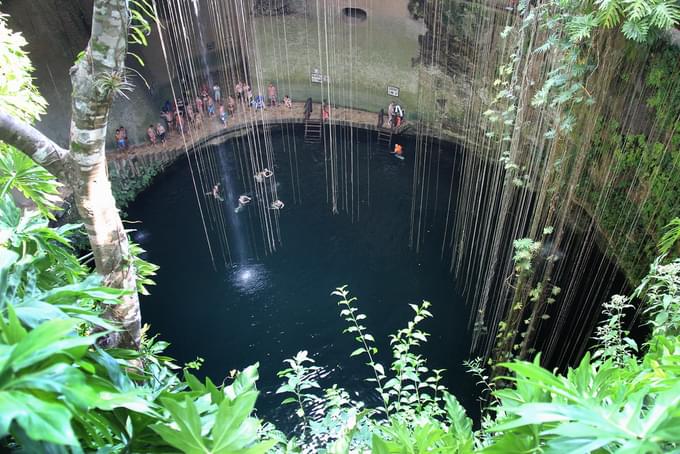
387, 85, 400, 97
311, 68, 328, 84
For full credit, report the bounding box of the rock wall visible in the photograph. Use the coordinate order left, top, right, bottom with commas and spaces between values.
3, 0, 162, 147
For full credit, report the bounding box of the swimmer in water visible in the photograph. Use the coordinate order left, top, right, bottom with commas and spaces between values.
234, 194, 252, 213
206, 183, 224, 201
391, 143, 405, 160
270, 199, 285, 210
254, 168, 274, 183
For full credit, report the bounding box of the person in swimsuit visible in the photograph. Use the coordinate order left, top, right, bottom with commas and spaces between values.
283, 95, 292, 109
206, 183, 224, 201
219, 103, 228, 127
155, 123, 166, 144
267, 82, 278, 107
147, 125, 157, 145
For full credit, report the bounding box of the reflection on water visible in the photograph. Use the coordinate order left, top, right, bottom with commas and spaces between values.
228, 263, 270, 296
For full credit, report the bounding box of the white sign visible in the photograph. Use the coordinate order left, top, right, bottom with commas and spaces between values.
387, 85, 400, 97
311, 68, 329, 84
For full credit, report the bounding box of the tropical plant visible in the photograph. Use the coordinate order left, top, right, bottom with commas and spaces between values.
0, 190, 278, 452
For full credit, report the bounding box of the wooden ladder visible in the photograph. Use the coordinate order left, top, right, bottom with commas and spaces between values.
304, 119, 322, 143
377, 127, 393, 146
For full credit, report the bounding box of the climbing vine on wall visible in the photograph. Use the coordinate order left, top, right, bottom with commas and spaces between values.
580, 45, 680, 280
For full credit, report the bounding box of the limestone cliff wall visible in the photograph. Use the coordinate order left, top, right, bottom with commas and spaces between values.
3, 0, 162, 147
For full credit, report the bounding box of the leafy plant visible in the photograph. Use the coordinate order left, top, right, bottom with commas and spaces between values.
151, 365, 276, 454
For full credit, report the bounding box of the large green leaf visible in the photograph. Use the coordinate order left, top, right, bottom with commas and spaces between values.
0, 390, 77, 445
6, 318, 101, 371
151, 396, 208, 453
212, 390, 259, 451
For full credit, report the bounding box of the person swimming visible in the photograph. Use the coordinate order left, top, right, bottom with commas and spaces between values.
391, 143, 405, 160
234, 194, 252, 213
206, 183, 224, 201
270, 199, 285, 210
254, 168, 273, 183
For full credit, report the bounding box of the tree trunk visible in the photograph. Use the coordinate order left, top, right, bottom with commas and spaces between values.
68, 0, 140, 349
0, 0, 141, 349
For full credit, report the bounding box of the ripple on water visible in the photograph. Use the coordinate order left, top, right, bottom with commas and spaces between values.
226, 263, 270, 296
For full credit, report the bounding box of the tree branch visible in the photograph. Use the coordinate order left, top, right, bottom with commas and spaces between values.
0, 109, 71, 181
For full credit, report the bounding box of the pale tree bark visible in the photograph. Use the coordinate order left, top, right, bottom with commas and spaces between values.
0, 0, 141, 349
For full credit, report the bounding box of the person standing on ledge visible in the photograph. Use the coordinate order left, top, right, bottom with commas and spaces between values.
155, 123, 166, 144
235, 80, 243, 101
147, 125, 157, 145
195, 95, 203, 114
227, 95, 236, 115
213, 83, 221, 104
268, 82, 278, 107
245, 83, 253, 105
283, 95, 292, 109
394, 104, 404, 128
303, 97, 313, 121
207, 96, 215, 117
388, 101, 395, 127
219, 103, 228, 127
377, 108, 385, 128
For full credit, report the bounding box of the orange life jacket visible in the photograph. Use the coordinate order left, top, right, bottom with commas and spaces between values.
394, 144, 403, 155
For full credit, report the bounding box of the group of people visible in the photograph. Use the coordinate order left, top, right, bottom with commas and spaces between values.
377, 101, 405, 129
206, 166, 284, 212
140, 81, 294, 147
235, 80, 292, 111
302, 97, 330, 122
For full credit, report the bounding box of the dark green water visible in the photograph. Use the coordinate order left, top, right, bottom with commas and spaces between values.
127, 126, 478, 427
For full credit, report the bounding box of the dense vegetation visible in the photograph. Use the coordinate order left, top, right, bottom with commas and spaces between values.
1, 178, 680, 451
2, 2, 680, 453
580, 45, 680, 280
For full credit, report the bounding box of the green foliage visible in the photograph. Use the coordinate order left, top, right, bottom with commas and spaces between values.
110, 162, 162, 213
0, 191, 279, 452
3, 162, 680, 452
484, 256, 680, 453
0, 12, 61, 219
582, 46, 679, 280
0, 149, 62, 219
129, 240, 158, 295
636, 256, 680, 336
593, 294, 637, 365
0, 12, 47, 122
659, 218, 680, 255
151, 366, 276, 454
276, 350, 321, 432
512, 238, 541, 274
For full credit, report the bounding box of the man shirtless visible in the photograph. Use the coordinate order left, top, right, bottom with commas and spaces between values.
267, 82, 278, 107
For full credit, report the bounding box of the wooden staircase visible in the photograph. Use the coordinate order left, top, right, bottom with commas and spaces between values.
304, 119, 322, 143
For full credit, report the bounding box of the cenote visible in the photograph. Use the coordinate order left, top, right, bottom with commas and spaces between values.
128, 124, 628, 431
128, 126, 481, 427
4, 0, 679, 450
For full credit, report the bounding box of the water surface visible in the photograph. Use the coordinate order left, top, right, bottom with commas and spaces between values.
128, 126, 478, 429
